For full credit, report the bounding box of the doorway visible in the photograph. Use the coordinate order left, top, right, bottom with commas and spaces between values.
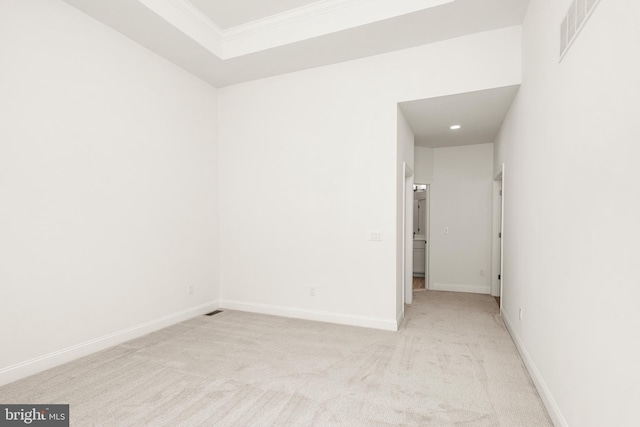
412, 184, 430, 291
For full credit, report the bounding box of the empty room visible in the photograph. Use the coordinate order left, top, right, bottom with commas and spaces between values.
1, 0, 638, 426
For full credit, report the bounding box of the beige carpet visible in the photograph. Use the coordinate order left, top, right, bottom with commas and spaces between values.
0, 291, 552, 426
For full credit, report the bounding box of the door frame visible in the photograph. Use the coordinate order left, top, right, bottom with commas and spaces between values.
403, 163, 414, 306
491, 163, 505, 313
424, 184, 430, 290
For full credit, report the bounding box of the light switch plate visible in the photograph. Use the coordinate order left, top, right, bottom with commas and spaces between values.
369, 231, 383, 241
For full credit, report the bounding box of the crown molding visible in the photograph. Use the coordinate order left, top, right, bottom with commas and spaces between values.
169, 0, 224, 42
138, 0, 455, 59
223, 0, 369, 40
138, 0, 225, 56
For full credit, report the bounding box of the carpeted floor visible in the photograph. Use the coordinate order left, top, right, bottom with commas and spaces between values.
0, 291, 552, 426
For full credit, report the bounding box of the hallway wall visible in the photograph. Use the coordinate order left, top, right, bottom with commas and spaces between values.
494, 0, 640, 425
415, 144, 494, 293
430, 144, 494, 293
414, 147, 434, 184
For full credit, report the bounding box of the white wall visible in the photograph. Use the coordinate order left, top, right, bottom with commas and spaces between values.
414, 147, 434, 184
396, 108, 414, 318
0, 0, 219, 385
425, 144, 494, 294
218, 27, 520, 330
494, 0, 640, 425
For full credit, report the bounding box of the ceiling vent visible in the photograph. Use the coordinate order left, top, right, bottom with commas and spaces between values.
560, 0, 602, 60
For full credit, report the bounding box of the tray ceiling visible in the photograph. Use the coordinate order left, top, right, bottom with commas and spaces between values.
62, 0, 531, 87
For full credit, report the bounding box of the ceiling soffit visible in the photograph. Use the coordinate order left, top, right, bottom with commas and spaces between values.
137, 0, 454, 59
400, 85, 520, 148
187, 0, 321, 29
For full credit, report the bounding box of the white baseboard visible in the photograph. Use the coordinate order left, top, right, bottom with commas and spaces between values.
502, 311, 568, 427
430, 283, 490, 294
220, 299, 397, 331
0, 301, 219, 387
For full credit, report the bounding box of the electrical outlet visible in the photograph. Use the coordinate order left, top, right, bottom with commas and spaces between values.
445, 227, 449, 234
519, 308, 523, 321
479, 269, 485, 276
309, 287, 316, 297
188, 285, 194, 295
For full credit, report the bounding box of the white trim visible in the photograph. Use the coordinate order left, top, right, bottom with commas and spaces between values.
138, 0, 453, 59
169, 0, 224, 42
0, 301, 219, 387
491, 164, 504, 298
138, 0, 225, 56
421, 184, 431, 290
499, 164, 505, 314
403, 163, 414, 307
220, 299, 397, 331
430, 283, 490, 294
502, 311, 568, 427
396, 310, 404, 330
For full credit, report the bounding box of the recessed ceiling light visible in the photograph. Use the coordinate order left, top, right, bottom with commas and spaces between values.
450, 125, 461, 130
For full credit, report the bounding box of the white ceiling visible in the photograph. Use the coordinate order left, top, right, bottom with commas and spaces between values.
62, 0, 531, 87
399, 85, 520, 148
188, 0, 321, 29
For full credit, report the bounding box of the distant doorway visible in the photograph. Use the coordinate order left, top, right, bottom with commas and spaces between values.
412, 184, 430, 292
